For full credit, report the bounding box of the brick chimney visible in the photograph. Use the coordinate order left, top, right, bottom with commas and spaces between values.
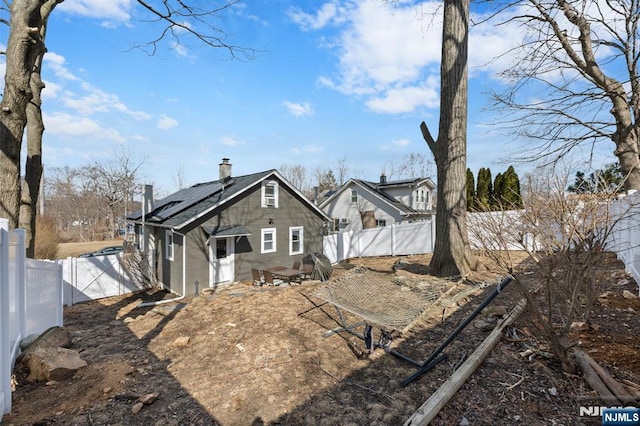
219, 158, 232, 181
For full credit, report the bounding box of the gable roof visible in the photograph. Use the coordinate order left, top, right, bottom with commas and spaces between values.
127, 169, 330, 230
319, 177, 435, 215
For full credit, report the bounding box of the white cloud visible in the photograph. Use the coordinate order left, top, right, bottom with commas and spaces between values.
219, 136, 246, 146
157, 114, 179, 130
380, 138, 411, 151
45, 53, 79, 81
56, 81, 151, 119
288, 2, 346, 31
302, 1, 532, 115
44, 112, 126, 143
365, 78, 439, 114
282, 101, 314, 117
292, 144, 323, 154
58, 0, 132, 22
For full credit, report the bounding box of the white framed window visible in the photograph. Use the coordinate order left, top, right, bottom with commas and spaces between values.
339, 218, 349, 229
350, 189, 358, 203
376, 219, 387, 227
262, 181, 279, 208
289, 226, 303, 255
261, 228, 276, 253
165, 230, 174, 261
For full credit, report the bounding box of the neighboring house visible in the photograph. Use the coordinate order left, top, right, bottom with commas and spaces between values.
126, 158, 330, 296
320, 174, 436, 232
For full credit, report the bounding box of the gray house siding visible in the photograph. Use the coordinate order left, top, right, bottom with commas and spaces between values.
163, 178, 325, 295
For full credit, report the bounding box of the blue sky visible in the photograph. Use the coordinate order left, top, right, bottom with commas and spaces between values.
0, 0, 617, 196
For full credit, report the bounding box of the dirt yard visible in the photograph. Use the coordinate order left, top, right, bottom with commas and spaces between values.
4, 252, 640, 425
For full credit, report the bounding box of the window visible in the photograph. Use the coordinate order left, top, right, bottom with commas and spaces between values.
216, 239, 227, 258
416, 188, 426, 203
165, 230, 174, 261
376, 219, 387, 227
350, 189, 358, 203
339, 218, 349, 229
289, 227, 303, 255
262, 181, 279, 208
261, 228, 276, 253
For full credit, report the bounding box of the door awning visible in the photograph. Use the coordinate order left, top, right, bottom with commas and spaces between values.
201, 224, 251, 238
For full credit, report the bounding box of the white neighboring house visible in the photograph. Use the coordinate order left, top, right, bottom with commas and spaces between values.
319, 175, 436, 232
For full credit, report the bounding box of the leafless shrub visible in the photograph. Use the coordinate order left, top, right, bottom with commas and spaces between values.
468, 166, 637, 372
121, 243, 157, 290
34, 215, 61, 259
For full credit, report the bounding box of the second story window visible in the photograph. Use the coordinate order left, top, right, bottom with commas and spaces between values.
262, 181, 279, 208
350, 189, 358, 203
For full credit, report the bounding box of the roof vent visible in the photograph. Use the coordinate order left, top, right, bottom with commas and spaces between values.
380, 173, 387, 184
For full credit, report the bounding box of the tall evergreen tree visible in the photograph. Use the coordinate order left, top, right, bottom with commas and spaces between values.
466, 168, 475, 211
567, 163, 624, 194
492, 172, 504, 210
475, 168, 493, 211
501, 166, 522, 208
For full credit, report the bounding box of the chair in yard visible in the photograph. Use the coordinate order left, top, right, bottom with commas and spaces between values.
292, 260, 301, 270
300, 263, 314, 280
263, 270, 284, 286
251, 268, 264, 286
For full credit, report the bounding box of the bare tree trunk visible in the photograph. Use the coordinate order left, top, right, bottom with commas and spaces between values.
0, 1, 46, 229
421, 0, 475, 277
21, 0, 58, 256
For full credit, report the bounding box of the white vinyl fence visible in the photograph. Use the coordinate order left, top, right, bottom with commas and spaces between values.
61, 254, 145, 306
608, 192, 640, 287
1, 219, 63, 419
323, 220, 436, 264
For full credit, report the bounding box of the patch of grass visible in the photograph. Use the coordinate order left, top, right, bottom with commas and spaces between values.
56, 239, 124, 259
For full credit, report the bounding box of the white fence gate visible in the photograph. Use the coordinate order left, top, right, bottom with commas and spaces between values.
323, 220, 436, 264
61, 254, 145, 306
1, 219, 63, 419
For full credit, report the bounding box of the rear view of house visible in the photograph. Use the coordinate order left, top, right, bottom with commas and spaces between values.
320, 174, 436, 232
127, 158, 330, 296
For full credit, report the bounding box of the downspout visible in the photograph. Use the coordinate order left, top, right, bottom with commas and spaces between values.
137, 230, 187, 308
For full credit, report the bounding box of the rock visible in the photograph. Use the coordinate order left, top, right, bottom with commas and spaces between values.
20, 326, 71, 364
548, 387, 558, 396
139, 392, 159, 405
623, 290, 638, 299
598, 291, 615, 299
173, 336, 190, 347
570, 321, 588, 330
459, 416, 470, 426
20, 333, 40, 352
103, 387, 113, 394
26, 346, 87, 382
482, 305, 508, 317
123, 317, 135, 324
131, 402, 144, 414
473, 319, 494, 332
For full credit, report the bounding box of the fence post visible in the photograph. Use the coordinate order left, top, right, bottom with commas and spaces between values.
13, 230, 26, 357
391, 224, 396, 256
1, 219, 10, 415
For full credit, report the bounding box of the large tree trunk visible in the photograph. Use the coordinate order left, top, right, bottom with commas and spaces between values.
0, 0, 48, 230
20, 0, 59, 257
421, 0, 475, 277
